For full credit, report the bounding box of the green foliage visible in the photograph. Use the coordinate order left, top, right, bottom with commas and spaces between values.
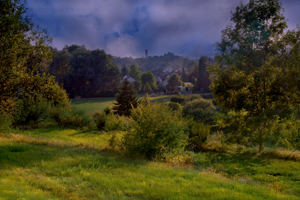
167, 73, 182, 88
104, 114, 132, 132
58, 108, 91, 128
103, 106, 112, 115
0, 0, 55, 115
141, 71, 157, 91
51, 46, 121, 98
121, 64, 128, 78
191, 77, 197, 85
14, 95, 51, 125
122, 102, 188, 159
0, 112, 12, 132
183, 94, 202, 104
142, 82, 152, 93
170, 96, 185, 104
208, 0, 300, 152
168, 102, 182, 111
93, 112, 107, 130
113, 79, 139, 116
128, 64, 141, 80
187, 120, 210, 150
275, 118, 300, 150
182, 98, 216, 123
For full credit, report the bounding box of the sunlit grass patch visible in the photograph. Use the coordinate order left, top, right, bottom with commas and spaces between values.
71, 96, 171, 116
1, 139, 298, 199
1, 128, 300, 199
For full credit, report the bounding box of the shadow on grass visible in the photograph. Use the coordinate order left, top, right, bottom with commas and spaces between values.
71, 98, 116, 105
0, 140, 147, 171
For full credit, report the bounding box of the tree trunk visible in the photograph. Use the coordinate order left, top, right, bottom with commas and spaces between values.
259, 143, 264, 153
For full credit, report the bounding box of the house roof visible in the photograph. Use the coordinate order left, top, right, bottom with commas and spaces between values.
121, 75, 136, 82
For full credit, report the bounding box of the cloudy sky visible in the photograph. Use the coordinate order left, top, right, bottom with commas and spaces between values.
26, 0, 299, 59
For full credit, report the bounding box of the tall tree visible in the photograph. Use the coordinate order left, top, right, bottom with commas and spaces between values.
113, 78, 139, 116
167, 73, 182, 89
128, 64, 141, 80
208, 0, 300, 153
128, 64, 142, 92
0, 0, 67, 115
141, 71, 157, 91
121, 64, 128, 78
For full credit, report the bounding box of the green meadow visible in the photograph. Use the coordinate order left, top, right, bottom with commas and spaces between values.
0, 97, 300, 199
71, 96, 171, 116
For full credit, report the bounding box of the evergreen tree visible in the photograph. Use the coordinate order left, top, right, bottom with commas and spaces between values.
121, 64, 128, 78
113, 79, 139, 116
196, 56, 207, 89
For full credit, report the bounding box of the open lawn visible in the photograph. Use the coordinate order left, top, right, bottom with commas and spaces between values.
71, 96, 171, 116
1, 98, 300, 199
1, 128, 300, 199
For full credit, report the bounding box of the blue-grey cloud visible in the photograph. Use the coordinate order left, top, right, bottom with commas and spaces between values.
26, 0, 299, 59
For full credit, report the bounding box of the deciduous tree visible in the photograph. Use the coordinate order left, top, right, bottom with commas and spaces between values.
208, 0, 300, 153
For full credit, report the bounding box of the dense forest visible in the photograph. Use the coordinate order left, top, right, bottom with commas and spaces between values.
113, 52, 198, 72
40, 45, 213, 97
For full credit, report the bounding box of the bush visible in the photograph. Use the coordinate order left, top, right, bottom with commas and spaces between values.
200, 93, 213, 99
0, 112, 12, 132
104, 114, 132, 131
103, 107, 112, 115
14, 95, 51, 125
183, 94, 202, 104
203, 131, 227, 152
59, 108, 91, 128
182, 98, 216, 123
122, 102, 188, 159
170, 96, 185, 104
187, 120, 210, 150
93, 112, 107, 130
168, 102, 182, 111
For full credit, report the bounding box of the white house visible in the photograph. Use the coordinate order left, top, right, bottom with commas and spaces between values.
121, 75, 136, 83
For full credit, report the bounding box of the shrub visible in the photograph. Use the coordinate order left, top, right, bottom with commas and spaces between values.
200, 93, 213, 99
104, 114, 132, 131
103, 107, 112, 115
59, 108, 91, 128
203, 131, 228, 152
14, 95, 51, 125
93, 112, 107, 130
183, 94, 202, 104
182, 98, 216, 123
168, 102, 182, 111
0, 112, 12, 132
122, 102, 188, 159
187, 120, 210, 150
170, 96, 185, 104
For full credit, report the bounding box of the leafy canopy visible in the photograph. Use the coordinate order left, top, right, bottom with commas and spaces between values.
208, 0, 300, 152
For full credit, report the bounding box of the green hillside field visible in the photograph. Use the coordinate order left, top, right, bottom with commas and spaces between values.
0, 96, 300, 199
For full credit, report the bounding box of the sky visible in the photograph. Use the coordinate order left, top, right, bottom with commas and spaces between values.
26, 0, 300, 59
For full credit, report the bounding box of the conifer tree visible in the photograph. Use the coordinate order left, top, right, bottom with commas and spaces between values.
121, 64, 128, 78
113, 79, 139, 116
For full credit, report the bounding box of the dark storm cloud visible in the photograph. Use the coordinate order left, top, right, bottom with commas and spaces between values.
26, 0, 299, 59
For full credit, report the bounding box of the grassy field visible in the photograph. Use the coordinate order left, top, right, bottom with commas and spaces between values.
71, 95, 171, 116
1, 128, 300, 199
1, 97, 300, 199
